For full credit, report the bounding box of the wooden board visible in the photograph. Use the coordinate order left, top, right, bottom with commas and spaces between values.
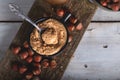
0, 0, 97, 80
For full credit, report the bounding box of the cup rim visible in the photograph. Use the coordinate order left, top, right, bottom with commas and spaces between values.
28, 17, 69, 57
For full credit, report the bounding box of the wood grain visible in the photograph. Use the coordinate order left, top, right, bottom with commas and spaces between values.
62, 22, 120, 80
0, 0, 97, 80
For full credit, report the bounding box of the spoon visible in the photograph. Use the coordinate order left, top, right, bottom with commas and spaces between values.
9, 3, 42, 34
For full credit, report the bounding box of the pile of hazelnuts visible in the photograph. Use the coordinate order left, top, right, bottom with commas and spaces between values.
56, 7, 83, 43
11, 41, 57, 80
97, 0, 120, 11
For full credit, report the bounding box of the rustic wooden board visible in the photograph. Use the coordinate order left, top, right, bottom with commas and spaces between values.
0, 0, 97, 80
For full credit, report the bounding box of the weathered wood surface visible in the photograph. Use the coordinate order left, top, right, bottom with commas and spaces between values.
0, 0, 120, 21
0, 0, 34, 21
0, 0, 97, 80
62, 22, 120, 80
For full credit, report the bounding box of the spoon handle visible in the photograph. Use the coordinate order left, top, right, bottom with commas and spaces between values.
9, 3, 41, 32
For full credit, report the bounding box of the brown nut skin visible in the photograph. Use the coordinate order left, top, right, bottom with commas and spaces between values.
27, 48, 34, 56
33, 55, 42, 63
76, 23, 83, 31
111, 3, 120, 11
56, 9, 65, 17
19, 51, 29, 60
69, 17, 78, 24
19, 65, 27, 74
100, 0, 107, 6
42, 59, 49, 68
112, 0, 119, 2
23, 41, 29, 48
25, 72, 33, 80
26, 56, 33, 63
33, 63, 41, 68
32, 67, 41, 75
68, 24, 75, 32
50, 60, 57, 68
12, 46, 21, 55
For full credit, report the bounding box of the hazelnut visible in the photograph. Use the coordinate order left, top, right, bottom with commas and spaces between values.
68, 24, 75, 32
23, 41, 29, 48
27, 49, 34, 56
111, 3, 120, 11
26, 56, 33, 63
25, 73, 33, 80
33, 55, 42, 63
12, 46, 21, 55
100, 1, 107, 6
50, 60, 57, 68
33, 67, 41, 75
12, 64, 18, 71
42, 59, 49, 68
113, 0, 119, 2
19, 51, 28, 60
33, 63, 41, 68
68, 35, 73, 43
76, 23, 83, 30
19, 65, 27, 74
56, 9, 65, 17
69, 17, 78, 24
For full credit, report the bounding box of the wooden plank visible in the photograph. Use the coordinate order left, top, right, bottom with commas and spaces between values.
0, 0, 97, 80
62, 23, 120, 80
0, 0, 120, 21
92, 8, 120, 21
0, 0, 34, 21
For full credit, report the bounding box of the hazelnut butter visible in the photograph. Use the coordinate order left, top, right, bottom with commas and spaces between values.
30, 19, 67, 56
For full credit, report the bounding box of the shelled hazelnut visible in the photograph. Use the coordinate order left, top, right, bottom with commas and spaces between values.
26, 56, 33, 63
19, 65, 28, 74
12, 46, 21, 55
19, 51, 29, 60
56, 8, 65, 17
33, 55, 42, 63
41, 59, 49, 68
50, 60, 57, 68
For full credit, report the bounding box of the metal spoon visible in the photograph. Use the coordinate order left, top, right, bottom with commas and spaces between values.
9, 3, 42, 33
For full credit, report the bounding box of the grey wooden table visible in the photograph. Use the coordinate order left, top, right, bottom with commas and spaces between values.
0, 0, 120, 80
